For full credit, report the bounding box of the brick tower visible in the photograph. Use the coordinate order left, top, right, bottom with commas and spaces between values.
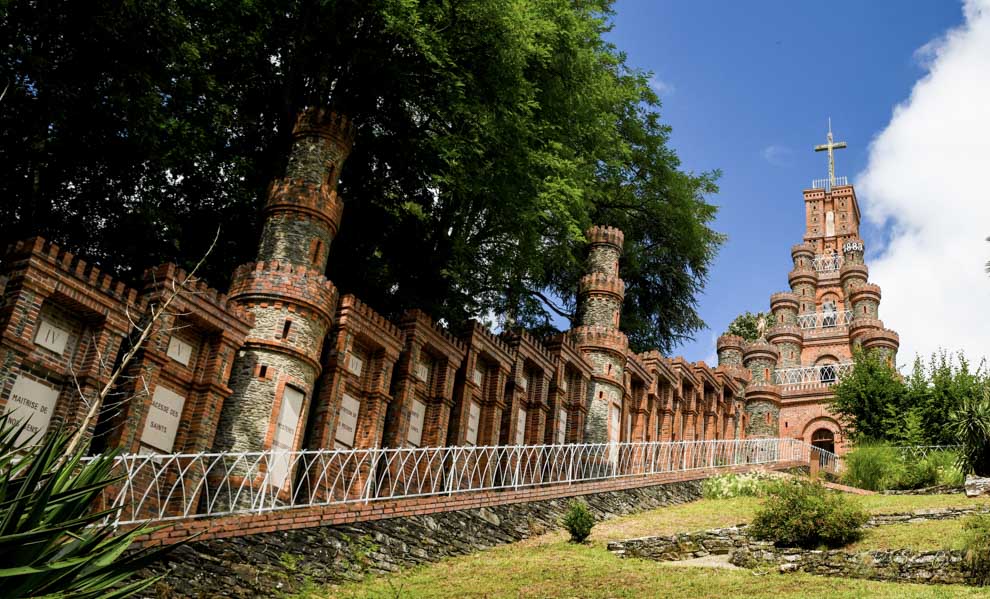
717, 124, 899, 454
571, 226, 629, 444
214, 108, 354, 484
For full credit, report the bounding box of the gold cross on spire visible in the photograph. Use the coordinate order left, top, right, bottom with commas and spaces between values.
814, 118, 847, 185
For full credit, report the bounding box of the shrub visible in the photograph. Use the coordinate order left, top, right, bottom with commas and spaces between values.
951, 390, 990, 477
841, 443, 906, 491
749, 480, 869, 549
0, 413, 170, 597
961, 514, 990, 586
701, 471, 784, 499
840, 443, 963, 491
561, 500, 595, 543
922, 450, 966, 487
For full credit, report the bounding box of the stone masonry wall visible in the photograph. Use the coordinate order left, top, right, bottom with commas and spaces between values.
145, 479, 704, 598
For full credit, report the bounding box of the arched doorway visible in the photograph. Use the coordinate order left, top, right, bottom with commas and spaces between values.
811, 428, 835, 454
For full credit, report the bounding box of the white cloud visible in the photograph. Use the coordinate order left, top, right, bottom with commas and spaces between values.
857, 0, 990, 366
649, 76, 675, 96
761, 144, 794, 167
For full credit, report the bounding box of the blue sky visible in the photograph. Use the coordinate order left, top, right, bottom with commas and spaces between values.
605, 0, 968, 364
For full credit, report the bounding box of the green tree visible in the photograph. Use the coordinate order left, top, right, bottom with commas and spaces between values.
724, 311, 774, 342
829, 348, 907, 442
0, 0, 722, 353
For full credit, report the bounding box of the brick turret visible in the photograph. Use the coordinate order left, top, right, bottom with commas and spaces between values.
214, 108, 354, 490
572, 226, 628, 444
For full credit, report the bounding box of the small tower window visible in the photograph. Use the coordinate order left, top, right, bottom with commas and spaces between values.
310, 239, 323, 267
258, 365, 268, 379
281, 320, 292, 340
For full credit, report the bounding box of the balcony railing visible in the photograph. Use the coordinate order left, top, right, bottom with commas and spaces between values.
90, 438, 835, 527
773, 362, 854, 389
797, 309, 853, 330
811, 176, 848, 190
812, 253, 843, 273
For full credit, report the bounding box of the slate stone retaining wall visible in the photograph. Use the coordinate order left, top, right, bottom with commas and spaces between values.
606, 507, 989, 563
730, 545, 971, 585
147, 479, 704, 598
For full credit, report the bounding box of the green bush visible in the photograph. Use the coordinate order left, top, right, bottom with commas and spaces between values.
841, 443, 963, 491
961, 514, 990, 586
749, 480, 869, 549
561, 500, 595, 543
841, 443, 905, 491
0, 413, 170, 597
951, 390, 990, 477
701, 471, 784, 499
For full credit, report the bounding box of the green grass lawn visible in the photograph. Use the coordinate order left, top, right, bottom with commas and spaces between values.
298, 493, 990, 599
848, 519, 968, 552
309, 539, 985, 599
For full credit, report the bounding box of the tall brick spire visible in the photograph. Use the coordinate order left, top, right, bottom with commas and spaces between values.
716, 140, 899, 454
571, 226, 629, 444
214, 108, 354, 487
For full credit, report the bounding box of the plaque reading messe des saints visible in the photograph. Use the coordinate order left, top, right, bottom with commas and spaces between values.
140, 385, 186, 453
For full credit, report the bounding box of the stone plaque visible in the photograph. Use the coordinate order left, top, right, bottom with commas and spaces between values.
556, 409, 567, 444
166, 336, 193, 366
625, 413, 632, 442
609, 405, 620, 444
415, 359, 431, 383
334, 393, 361, 449
270, 385, 304, 489
34, 319, 69, 355
407, 399, 426, 447
515, 407, 527, 445
8, 375, 59, 446
472, 367, 484, 386
519, 374, 529, 392
466, 401, 481, 445
140, 385, 186, 453
346, 353, 364, 378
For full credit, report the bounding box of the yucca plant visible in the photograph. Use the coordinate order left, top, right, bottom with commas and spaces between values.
0, 413, 171, 598
950, 388, 990, 477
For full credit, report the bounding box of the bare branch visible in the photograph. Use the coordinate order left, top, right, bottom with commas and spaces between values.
59, 227, 221, 462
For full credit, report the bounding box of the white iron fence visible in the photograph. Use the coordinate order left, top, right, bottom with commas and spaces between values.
893, 445, 961, 459
797, 309, 853, 330
773, 362, 854, 389
94, 438, 836, 526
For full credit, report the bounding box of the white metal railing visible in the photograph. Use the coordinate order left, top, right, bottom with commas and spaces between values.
773, 362, 854, 389
92, 438, 834, 526
797, 309, 853, 330
893, 445, 961, 459
811, 176, 848, 190
812, 253, 843, 273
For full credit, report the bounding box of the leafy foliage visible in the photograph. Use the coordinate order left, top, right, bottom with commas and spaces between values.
840, 443, 963, 492
561, 500, 595, 543
961, 514, 990, 586
950, 389, 990, 477
701, 471, 784, 499
749, 480, 868, 549
831, 349, 988, 449
829, 349, 907, 442
0, 0, 722, 353
0, 414, 169, 597
724, 311, 774, 341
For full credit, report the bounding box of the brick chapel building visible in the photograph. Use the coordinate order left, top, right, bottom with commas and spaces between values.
716, 127, 899, 455
0, 109, 893, 472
